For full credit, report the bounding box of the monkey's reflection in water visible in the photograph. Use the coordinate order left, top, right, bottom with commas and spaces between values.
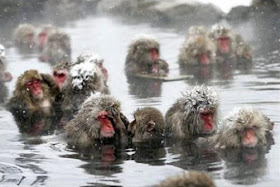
11, 109, 61, 136
127, 76, 162, 98
180, 65, 215, 85
166, 141, 221, 172
220, 146, 270, 185
63, 144, 125, 186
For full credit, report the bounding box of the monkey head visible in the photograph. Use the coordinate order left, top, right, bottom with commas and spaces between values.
216, 107, 271, 149
65, 94, 126, 148
180, 35, 216, 65
76, 52, 108, 81
37, 25, 57, 50
52, 61, 71, 90
70, 60, 104, 91
13, 24, 36, 46
128, 107, 165, 143
15, 70, 47, 101
210, 24, 233, 54
180, 85, 219, 135
187, 26, 208, 37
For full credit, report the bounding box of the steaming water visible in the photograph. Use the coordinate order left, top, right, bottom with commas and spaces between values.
0, 15, 280, 186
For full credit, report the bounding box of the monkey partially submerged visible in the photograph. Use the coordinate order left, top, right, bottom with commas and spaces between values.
39, 31, 71, 64
214, 106, 274, 149
165, 85, 219, 139
6, 70, 59, 113
125, 35, 169, 77
128, 107, 165, 143
157, 171, 215, 187
13, 24, 36, 49
62, 53, 109, 112
178, 26, 216, 65
65, 94, 128, 149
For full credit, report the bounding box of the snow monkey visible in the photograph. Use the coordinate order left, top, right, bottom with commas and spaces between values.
157, 171, 215, 187
125, 34, 169, 76
165, 85, 219, 139
13, 24, 36, 48
128, 107, 165, 143
214, 106, 274, 149
65, 94, 128, 149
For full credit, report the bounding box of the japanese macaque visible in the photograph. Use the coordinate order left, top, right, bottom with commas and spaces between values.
125, 35, 169, 76
235, 34, 253, 63
209, 25, 235, 62
39, 31, 71, 64
6, 70, 58, 112
37, 25, 57, 51
165, 85, 219, 139
13, 24, 36, 48
214, 106, 274, 149
76, 52, 108, 82
157, 171, 215, 187
65, 94, 128, 149
62, 57, 109, 112
128, 107, 165, 143
52, 61, 71, 91
178, 34, 216, 65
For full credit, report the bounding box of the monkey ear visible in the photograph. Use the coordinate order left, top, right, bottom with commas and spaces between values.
146, 120, 155, 132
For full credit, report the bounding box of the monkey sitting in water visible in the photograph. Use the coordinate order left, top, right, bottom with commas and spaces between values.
65, 94, 129, 149
128, 107, 165, 143
157, 171, 215, 187
6, 70, 59, 113
165, 85, 219, 140
125, 34, 169, 77
214, 106, 274, 149
178, 26, 216, 66
39, 31, 71, 64
61, 53, 109, 113
13, 24, 36, 49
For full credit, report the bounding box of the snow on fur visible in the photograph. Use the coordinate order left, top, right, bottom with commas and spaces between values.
180, 85, 219, 116
0, 44, 5, 58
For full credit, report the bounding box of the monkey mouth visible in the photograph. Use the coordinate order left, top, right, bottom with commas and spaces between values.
204, 123, 214, 133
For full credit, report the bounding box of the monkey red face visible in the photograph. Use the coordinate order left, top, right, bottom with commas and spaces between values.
38, 32, 47, 49
242, 128, 258, 148
98, 111, 115, 138
199, 53, 210, 65
150, 48, 159, 61
26, 79, 43, 99
217, 37, 231, 54
200, 109, 215, 133
53, 70, 67, 90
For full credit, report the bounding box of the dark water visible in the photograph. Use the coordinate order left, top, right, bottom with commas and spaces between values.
0, 16, 280, 186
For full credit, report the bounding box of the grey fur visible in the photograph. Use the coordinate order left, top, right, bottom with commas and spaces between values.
128, 107, 165, 143
165, 85, 219, 139
214, 106, 272, 149
125, 35, 169, 76
65, 94, 124, 148
13, 24, 35, 47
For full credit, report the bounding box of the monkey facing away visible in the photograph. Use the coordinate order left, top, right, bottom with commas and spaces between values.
6, 70, 58, 113
125, 35, 169, 77
214, 106, 274, 149
65, 94, 128, 149
13, 24, 36, 48
157, 171, 215, 187
165, 85, 219, 139
128, 107, 165, 143
61, 54, 109, 112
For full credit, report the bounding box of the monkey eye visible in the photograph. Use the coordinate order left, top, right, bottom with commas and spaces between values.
26, 81, 33, 87
39, 32, 47, 37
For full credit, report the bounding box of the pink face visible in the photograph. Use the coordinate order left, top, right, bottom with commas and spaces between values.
26, 79, 43, 99
242, 128, 258, 148
200, 109, 215, 133
27, 33, 35, 44
53, 70, 67, 90
97, 111, 115, 138
199, 53, 210, 65
217, 37, 231, 54
149, 48, 159, 61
